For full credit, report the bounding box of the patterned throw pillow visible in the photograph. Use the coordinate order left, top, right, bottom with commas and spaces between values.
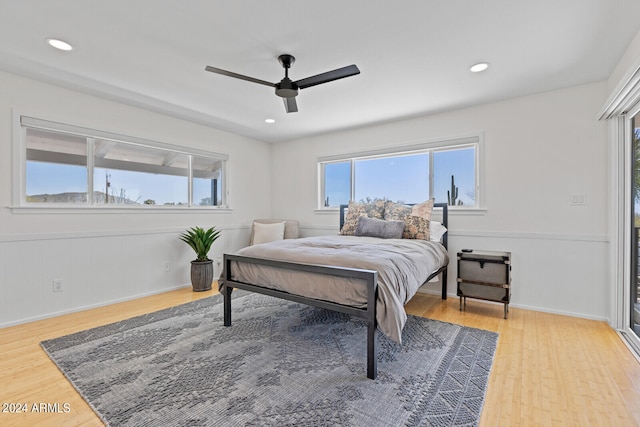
403, 215, 431, 240
340, 203, 366, 236
410, 198, 434, 220
384, 199, 434, 240
366, 199, 388, 219
384, 201, 412, 221
340, 200, 386, 235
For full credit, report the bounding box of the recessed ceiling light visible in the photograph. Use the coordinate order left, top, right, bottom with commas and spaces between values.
264, 119, 275, 124
47, 38, 73, 51
470, 62, 489, 73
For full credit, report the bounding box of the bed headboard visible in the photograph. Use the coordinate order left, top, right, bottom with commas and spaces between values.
339, 202, 448, 249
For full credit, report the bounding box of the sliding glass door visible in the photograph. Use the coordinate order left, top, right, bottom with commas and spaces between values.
602, 63, 640, 355
631, 113, 640, 339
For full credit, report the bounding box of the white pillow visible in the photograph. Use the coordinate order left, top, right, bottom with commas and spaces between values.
429, 221, 447, 242
252, 221, 285, 245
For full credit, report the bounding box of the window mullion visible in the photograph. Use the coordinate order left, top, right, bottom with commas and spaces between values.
221, 160, 227, 208
87, 138, 95, 205
318, 164, 325, 207
428, 150, 434, 200
350, 159, 355, 202
188, 155, 194, 207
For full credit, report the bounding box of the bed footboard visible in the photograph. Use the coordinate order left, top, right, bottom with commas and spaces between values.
222, 253, 379, 379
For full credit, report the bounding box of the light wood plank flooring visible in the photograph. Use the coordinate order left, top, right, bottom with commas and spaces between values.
1, 286, 639, 426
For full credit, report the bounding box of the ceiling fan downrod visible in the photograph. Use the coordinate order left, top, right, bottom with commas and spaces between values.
275, 54, 298, 99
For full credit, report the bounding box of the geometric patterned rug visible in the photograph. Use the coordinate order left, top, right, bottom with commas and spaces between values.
41, 291, 498, 426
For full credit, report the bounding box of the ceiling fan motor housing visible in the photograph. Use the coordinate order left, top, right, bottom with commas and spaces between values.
275, 78, 298, 98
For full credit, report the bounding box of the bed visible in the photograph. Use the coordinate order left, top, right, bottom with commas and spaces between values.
220, 202, 449, 379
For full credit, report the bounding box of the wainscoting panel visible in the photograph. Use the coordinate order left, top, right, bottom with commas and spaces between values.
3, 240, 44, 324
0, 225, 251, 327
1, 225, 609, 327
300, 225, 610, 322
444, 233, 609, 321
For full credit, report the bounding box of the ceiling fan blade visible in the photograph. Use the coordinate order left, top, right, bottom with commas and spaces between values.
283, 97, 298, 113
295, 64, 360, 89
205, 66, 275, 87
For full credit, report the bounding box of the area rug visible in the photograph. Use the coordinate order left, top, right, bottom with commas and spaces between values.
41, 291, 498, 426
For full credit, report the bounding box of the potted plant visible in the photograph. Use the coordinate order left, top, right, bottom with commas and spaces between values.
179, 226, 221, 291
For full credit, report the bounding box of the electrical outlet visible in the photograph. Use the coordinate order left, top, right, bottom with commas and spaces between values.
162, 262, 171, 272
570, 193, 586, 205
52, 279, 63, 292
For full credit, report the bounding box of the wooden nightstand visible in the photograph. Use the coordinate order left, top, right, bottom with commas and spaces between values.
457, 250, 512, 319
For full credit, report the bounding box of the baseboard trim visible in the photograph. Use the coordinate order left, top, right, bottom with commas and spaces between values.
414, 289, 609, 323
0, 283, 192, 329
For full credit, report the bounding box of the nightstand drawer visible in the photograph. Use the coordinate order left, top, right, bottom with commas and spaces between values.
458, 282, 508, 301
458, 257, 510, 285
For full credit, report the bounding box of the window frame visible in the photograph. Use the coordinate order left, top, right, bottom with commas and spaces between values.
317, 133, 484, 212
12, 113, 230, 212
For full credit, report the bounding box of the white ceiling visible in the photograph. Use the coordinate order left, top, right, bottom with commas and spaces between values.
1, 1, 640, 143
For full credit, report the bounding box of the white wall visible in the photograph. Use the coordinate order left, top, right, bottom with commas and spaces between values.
0, 70, 615, 326
607, 29, 640, 95
271, 82, 611, 320
0, 71, 271, 327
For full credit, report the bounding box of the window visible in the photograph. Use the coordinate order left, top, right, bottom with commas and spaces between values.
433, 146, 476, 206
354, 153, 430, 205
18, 116, 228, 208
26, 128, 88, 203
322, 161, 351, 207
319, 135, 480, 209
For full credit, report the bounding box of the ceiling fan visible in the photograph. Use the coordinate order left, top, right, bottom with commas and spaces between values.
205, 54, 360, 113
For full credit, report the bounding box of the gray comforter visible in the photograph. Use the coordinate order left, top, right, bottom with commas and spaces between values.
222, 235, 449, 343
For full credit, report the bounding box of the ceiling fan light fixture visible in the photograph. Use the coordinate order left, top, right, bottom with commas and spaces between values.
47, 38, 73, 51
275, 78, 298, 98
470, 62, 489, 73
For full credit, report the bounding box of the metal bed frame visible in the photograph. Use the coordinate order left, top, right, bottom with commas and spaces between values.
222, 203, 448, 379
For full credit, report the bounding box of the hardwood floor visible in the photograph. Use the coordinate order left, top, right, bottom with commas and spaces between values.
1, 286, 639, 426
406, 294, 640, 426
